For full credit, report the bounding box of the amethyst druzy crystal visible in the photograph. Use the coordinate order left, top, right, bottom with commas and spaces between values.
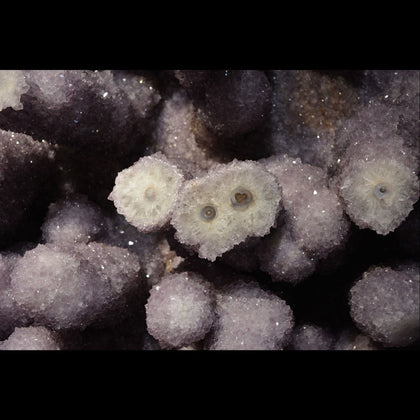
0, 69, 418, 350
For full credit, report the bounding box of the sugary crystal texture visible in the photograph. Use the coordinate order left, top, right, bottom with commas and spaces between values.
204, 279, 294, 350
10, 242, 141, 330
0, 326, 61, 350
145, 272, 215, 349
349, 264, 420, 347
109, 152, 185, 233
41, 194, 107, 244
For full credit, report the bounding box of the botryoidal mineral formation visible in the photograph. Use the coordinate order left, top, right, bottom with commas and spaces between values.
0, 69, 418, 350
349, 263, 419, 347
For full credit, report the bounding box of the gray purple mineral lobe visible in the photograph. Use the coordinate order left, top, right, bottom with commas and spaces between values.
112, 71, 161, 121
360, 70, 419, 146
9, 242, 141, 330
145, 272, 216, 349
204, 279, 294, 350
257, 154, 349, 283
0, 326, 61, 350
262, 154, 350, 258
0, 70, 160, 157
171, 159, 282, 261
41, 194, 107, 244
258, 227, 317, 284
349, 263, 420, 347
151, 89, 220, 175
109, 152, 185, 233
174, 70, 272, 139
0, 129, 56, 243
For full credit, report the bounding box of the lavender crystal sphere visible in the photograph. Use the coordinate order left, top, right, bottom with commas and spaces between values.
145, 272, 215, 349
349, 264, 420, 347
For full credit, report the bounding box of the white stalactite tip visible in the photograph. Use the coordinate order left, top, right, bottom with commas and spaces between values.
0, 70, 29, 111
108, 152, 184, 232
339, 158, 419, 235
171, 160, 282, 261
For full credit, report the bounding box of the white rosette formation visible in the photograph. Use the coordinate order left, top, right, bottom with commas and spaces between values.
338, 157, 419, 235
171, 160, 282, 261
109, 152, 185, 233
334, 100, 420, 236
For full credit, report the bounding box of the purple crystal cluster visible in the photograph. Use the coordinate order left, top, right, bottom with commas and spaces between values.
0, 70, 418, 350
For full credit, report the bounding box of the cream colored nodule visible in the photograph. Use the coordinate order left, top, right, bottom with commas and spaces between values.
109, 153, 184, 232
171, 160, 282, 261
339, 158, 419, 235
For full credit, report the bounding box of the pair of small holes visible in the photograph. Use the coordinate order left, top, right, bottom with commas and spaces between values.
200, 187, 253, 222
